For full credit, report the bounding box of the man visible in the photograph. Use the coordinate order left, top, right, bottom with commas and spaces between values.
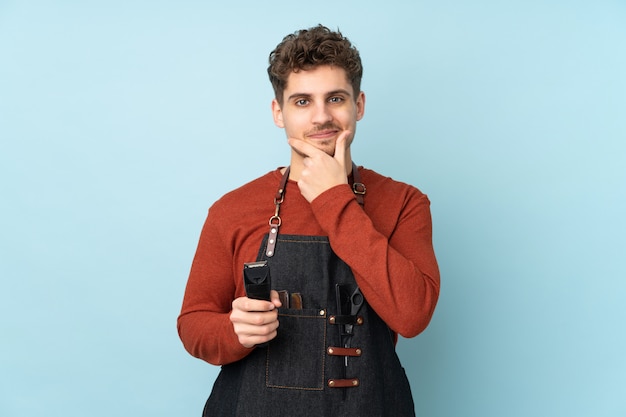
178, 25, 440, 416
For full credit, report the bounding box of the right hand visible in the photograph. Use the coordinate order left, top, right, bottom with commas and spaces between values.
230, 290, 282, 348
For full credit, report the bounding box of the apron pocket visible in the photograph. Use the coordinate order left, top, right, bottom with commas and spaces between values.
266, 308, 327, 390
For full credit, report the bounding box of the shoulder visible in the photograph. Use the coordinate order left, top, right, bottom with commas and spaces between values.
209, 168, 284, 216
359, 167, 429, 204
354, 166, 432, 238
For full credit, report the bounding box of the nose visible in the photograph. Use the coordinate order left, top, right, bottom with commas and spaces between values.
311, 102, 333, 125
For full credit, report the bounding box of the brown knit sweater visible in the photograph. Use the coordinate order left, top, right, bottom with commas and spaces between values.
178, 167, 440, 365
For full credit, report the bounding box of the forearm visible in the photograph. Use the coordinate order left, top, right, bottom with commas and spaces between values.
311, 185, 440, 337
177, 212, 254, 365
177, 309, 252, 365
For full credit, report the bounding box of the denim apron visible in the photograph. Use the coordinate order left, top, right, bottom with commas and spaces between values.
203, 167, 415, 417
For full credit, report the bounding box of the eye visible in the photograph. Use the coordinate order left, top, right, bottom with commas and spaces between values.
328, 96, 343, 103
295, 99, 309, 106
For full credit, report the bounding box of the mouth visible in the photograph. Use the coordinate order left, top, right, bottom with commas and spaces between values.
306, 128, 340, 141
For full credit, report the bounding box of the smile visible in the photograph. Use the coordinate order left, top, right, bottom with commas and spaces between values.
307, 129, 339, 140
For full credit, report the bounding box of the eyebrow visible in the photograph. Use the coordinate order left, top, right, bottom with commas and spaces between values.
286, 89, 353, 102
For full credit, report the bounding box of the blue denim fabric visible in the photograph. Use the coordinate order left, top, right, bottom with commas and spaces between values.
203, 234, 415, 417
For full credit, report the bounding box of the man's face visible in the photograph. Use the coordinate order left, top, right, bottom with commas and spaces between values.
272, 65, 365, 158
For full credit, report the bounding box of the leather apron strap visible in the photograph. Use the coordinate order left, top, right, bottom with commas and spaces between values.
265, 162, 365, 258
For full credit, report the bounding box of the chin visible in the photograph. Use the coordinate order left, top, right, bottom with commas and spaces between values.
314, 140, 336, 155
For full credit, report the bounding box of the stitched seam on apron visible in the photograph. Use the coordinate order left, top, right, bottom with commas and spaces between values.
265, 315, 327, 391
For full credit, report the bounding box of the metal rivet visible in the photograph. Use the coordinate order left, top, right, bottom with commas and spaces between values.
269, 239, 274, 244
357, 317, 364, 325
267, 251, 273, 256
319, 309, 325, 316
355, 349, 362, 356
328, 380, 335, 387
352, 379, 359, 386
328, 348, 334, 354
271, 229, 276, 234
329, 316, 335, 324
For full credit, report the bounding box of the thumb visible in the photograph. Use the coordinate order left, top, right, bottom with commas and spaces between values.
334, 130, 350, 168
269, 290, 283, 308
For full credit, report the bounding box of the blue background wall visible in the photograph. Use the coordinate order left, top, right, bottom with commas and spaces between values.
1, 1, 625, 416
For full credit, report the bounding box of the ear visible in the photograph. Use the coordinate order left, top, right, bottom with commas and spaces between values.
271, 99, 284, 128
356, 91, 366, 121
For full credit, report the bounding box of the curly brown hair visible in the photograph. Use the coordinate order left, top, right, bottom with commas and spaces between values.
267, 25, 363, 105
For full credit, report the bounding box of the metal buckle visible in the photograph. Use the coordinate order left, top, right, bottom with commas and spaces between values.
352, 182, 366, 195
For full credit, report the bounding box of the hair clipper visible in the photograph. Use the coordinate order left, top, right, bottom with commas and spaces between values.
243, 261, 271, 301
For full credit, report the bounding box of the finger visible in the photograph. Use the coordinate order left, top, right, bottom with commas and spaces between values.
234, 322, 279, 348
230, 307, 278, 327
243, 313, 279, 334
287, 137, 326, 158
233, 296, 275, 313
269, 290, 283, 308
333, 130, 350, 166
